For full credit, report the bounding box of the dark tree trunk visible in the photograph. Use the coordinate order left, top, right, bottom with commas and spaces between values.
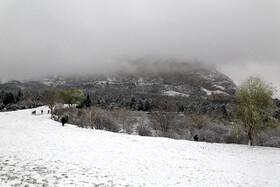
50, 108, 54, 119
248, 132, 253, 146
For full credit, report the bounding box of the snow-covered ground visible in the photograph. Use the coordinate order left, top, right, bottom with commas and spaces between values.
162, 90, 189, 97
1, 107, 280, 186
201, 87, 229, 96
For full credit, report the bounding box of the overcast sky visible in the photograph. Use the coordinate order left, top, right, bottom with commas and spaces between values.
0, 0, 280, 94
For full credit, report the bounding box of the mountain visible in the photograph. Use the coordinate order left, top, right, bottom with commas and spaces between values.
0, 62, 236, 99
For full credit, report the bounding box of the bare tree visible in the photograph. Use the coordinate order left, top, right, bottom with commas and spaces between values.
185, 112, 212, 130
84, 106, 102, 129
23, 92, 35, 102
41, 89, 58, 118
113, 108, 137, 134
151, 95, 177, 132
152, 112, 175, 132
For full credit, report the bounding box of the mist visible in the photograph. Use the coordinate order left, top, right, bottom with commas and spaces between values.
0, 0, 279, 94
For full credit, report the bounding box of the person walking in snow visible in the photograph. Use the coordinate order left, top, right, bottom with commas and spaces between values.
194, 134, 199, 141
61, 115, 69, 127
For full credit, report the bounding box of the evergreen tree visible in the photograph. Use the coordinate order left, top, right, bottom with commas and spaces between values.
16, 91, 23, 102
143, 100, 151, 111
136, 99, 144, 111
129, 97, 136, 109
84, 93, 91, 107
3, 92, 15, 105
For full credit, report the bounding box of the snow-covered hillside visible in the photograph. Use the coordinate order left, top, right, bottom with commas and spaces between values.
0, 62, 237, 99
1, 107, 280, 186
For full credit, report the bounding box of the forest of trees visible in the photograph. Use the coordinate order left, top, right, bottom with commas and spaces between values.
0, 90, 41, 111
1, 76, 280, 147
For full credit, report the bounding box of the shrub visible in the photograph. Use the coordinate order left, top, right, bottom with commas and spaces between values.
113, 108, 137, 134
261, 137, 280, 148
185, 112, 212, 129
6, 103, 19, 111
137, 125, 152, 136
257, 130, 280, 148
0, 102, 4, 110
95, 111, 120, 132
199, 128, 216, 143
224, 130, 247, 144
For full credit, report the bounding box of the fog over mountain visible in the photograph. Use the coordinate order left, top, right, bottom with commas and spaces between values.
0, 0, 279, 95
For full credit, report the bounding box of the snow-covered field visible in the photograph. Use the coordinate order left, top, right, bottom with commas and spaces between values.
1, 107, 280, 186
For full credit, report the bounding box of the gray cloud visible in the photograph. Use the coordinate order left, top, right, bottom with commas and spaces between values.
0, 0, 280, 94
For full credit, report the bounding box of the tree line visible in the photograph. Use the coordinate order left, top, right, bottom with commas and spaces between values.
50, 76, 280, 147
1, 76, 280, 147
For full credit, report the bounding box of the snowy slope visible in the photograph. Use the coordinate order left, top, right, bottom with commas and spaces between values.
1, 107, 280, 186
0, 62, 237, 100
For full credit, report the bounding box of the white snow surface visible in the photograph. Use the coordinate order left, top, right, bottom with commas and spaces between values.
214, 85, 225, 90
1, 107, 280, 186
162, 90, 189, 97
201, 87, 213, 95
201, 87, 229, 96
